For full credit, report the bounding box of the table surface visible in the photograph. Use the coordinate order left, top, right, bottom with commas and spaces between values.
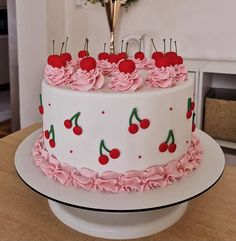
0, 123, 236, 241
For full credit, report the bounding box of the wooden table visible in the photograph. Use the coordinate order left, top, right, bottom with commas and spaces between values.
0, 123, 236, 241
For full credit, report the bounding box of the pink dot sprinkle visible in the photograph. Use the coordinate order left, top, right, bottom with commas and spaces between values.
70, 150, 73, 154
186, 140, 189, 144
138, 155, 142, 159
101, 111, 105, 114
48, 103, 51, 106
169, 107, 173, 111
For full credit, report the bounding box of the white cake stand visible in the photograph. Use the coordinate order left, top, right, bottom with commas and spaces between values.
14, 129, 225, 239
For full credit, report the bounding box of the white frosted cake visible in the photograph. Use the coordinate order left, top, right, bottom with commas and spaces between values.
33, 47, 202, 193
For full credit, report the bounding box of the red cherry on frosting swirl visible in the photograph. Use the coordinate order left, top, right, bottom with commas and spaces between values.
118, 59, 136, 74
80, 56, 97, 72
110, 149, 120, 159
155, 56, 171, 68
108, 54, 120, 64
171, 55, 183, 65
99, 155, 109, 165
134, 51, 145, 60
78, 50, 89, 58
117, 52, 128, 61
165, 52, 177, 59
152, 52, 164, 60
47, 55, 66, 68
98, 52, 109, 61
60, 52, 72, 63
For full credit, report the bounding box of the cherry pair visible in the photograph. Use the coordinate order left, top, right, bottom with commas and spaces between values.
64, 112, 83, 136
44, 125, 56, 148
128, 108, 150, 134
98, 140, 120, 165
159, 130, 177, 153
186, 97, 195, 119
38, 94, 44, 115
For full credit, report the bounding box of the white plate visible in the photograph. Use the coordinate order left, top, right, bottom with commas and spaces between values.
15, 129, 225, 212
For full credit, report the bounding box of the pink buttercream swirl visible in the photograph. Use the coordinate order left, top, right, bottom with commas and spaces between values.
108, 70, 143, 92
98, 60, 118, 76
145, 66, 177, 88
174, 64, 188, 83
70, 68, 104, 91
44, 63, 74, 86
32, 133, 203, 193
133, 58, 155, 70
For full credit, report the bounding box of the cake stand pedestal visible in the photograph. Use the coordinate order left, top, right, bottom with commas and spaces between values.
48, 200, 188, 239
15, 129, 225, 240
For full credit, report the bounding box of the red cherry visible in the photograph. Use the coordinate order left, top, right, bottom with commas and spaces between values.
190, 101, 195, 111
117, 52, 128, 61
159, 142, 168, 152
99, 155, 109, 165
192, 123, 196, 132
108, 54, 119, 64
168, 143, 177, 153
78, 50, 89, 58
47, 55, 66, 68
171, 55, 183, 65
186, 111, 192, 119
110, 149, 120, 159
140, 119, 150, 129
80, 57, 97, 72
152, 52, 164, 60
49, 139, 56, 148
73, 126, 83, 135
98, 52, 109, 61
44, 130, 50, 139
165, 52, 177, 59
134, 51, 145, 60
128, 124, 139, 134
155, 56, 171, 68
64, 119, 72, 129
60, 52, 72, 63
118, 59, 136, 74
39, 105, 44, 115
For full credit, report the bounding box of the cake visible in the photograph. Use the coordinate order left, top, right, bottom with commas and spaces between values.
34, 40, 203, 193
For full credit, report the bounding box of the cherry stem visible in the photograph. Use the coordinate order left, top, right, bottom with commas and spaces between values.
139, 38, 142, 51
39, 94, 42, 105
100, 140, 110, 155
50, 125, 55, 141
104, 43, 106, 52
65, 37, 69, 52
121, 40, 124, 52
188, 98, 191, 111
165, 129, 175, 144
86, 38, 89, 51
60, 42, 65, 55
52, 40, 55, 54
170, 38, 172, 52
129, 108, 141, 125
193, 113, 196, 123
151, 39, 157, 52
174, 41, 178, 54
163, 39, 166, 54
125, 42, 129, 54
70, 112, 81, 126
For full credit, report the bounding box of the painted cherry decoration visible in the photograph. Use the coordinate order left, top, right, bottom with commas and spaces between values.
99, 155, 109, 165
190, 101, 195, 111
186, 97, 194, 119
192, 113, 196, 132
110, 149, 120, 159
49, 139, 56, 148
64, 119, 72, 129
186, 110, 192, 119
38, 94, 44, 115
159, 142, 168, 152
140, 119, 150, 129
128, 124, 139, 134
44, 130, 50, 139
118, 59, 136, 74
151, 38, 164, 60
80, 56, 97, 72
168, 143, 177, 153
73, 126, 83, 136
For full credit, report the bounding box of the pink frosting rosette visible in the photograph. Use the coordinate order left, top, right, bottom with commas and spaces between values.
32, 133, 203, 193
70, 68, 104, 91
44, 63, 74, 86
133, 58, 155, 70
174, 64, 188, 83
108, 70, 143, 92
97, 60, 118, 76
145, 66, 176, 88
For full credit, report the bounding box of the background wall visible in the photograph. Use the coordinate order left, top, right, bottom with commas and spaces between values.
16, 0, 236, 127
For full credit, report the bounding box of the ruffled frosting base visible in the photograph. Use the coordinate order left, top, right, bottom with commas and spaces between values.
32, 134, 203, 193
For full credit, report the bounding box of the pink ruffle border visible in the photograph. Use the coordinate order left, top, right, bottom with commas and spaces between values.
32, 133, 203, 193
